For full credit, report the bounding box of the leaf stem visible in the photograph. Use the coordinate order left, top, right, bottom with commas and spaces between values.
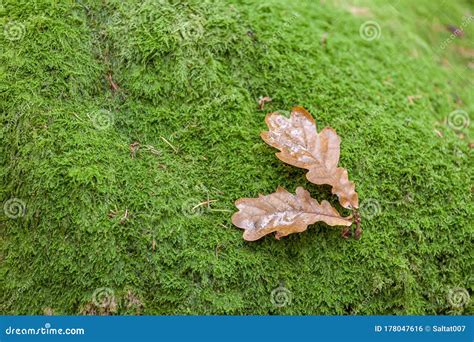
352, 209, 362, 240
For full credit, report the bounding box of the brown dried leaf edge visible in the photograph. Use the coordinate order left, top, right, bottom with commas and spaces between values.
232, 187, 352, 241
261, 106, 359, 209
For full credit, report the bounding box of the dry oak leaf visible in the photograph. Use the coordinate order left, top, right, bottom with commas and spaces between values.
232, 186, 352, 241
261, 106, 359, 209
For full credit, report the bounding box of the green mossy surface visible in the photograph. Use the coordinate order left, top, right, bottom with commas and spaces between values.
1, 0, 472, 315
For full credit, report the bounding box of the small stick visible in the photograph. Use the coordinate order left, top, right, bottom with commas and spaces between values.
191, 199, 217, 211
130, 141, 140, 159
352, 209, 362, 240
160, 136, 178, 153
119, 209, 129, 224
107, 73, 119, 92
257, 96, 272, 110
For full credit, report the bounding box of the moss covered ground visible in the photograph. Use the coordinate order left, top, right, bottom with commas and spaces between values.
1, 0, 473, 315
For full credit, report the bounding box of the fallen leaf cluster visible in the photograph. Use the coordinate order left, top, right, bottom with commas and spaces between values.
232, 106, 361, 241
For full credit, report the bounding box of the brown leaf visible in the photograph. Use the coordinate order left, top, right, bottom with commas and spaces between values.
258, 96, 272, 110
261, 106, 359, 209
306, 166, 358, 209
232, 186, 352, 241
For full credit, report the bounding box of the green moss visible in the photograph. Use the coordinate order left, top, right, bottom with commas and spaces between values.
1, 0, 472, 315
